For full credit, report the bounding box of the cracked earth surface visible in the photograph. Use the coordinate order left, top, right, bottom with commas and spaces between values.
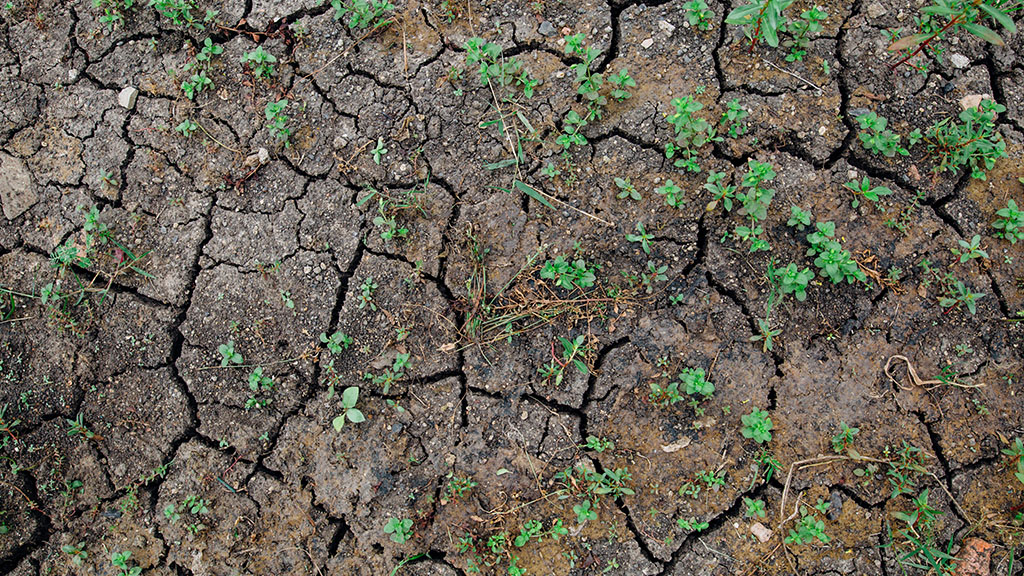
1, 0, 1023, 575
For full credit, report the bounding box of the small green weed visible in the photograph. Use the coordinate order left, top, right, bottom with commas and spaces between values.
684, 0, 714, 31
332, 386, 366, 431
265, 99, 292, 146
540, 256, 597, 291
384, 517, 414, 543
626, 222, 653, 255
741, 408, 773, 443
844, 177, 893, 210
856, 112, 908, 158
331, 0, 394, 29
240, 46, 276, 79
993, 199, 1024, 244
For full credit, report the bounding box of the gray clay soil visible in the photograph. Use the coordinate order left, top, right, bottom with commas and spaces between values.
1, 0, 1024, 575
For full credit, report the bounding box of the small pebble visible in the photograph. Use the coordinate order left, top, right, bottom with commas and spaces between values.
641, 38, 654, 49
119, 86, 139, 110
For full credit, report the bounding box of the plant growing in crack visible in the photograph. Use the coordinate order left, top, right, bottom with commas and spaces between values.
538, 335, 590, 387
844, 176, 893, 210
320, 330, 354, 354
664, 94, 719, 173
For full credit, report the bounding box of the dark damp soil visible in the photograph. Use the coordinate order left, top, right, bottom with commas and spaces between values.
1, 1, 1023, 575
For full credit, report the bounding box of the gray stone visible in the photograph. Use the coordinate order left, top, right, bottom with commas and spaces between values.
641, 38, 654, 49
657, 19, 675, 34
866, 2, 887, 19
538, 21, 556, 37
950, 53, 970, 69
0, 152, 37, 220
118, 86, 138, 110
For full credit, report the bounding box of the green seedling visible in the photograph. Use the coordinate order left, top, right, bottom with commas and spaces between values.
614, 177, 640, 201
806, 222, 868, 285
684, 0, 714, 31
737, 159, 776, 224
787, 205, 812, 230
371, 137, 388, 164
583, 435, 614, 452
111, 550, 142, 576
655, 179, 685, 208
607, 68, 635, 101
332, 386, 366, 431
384, 517, 414, 543
218, 340, 243, 366
331, 0, 394, 29
66, 413, 96, 441
856, 112, 908, 158
741, 408, 773, 443
557, 109, 588, 150
150, 0, 203, 29
247, 366, 273, 392
364, 353, 409, 394
62, 542, 88, 565
844, 177, 893, 210
679, 367, 715, 399
704, 170, 736, 212
726, 0, 795, 48
938, 279, 984, 314
565, 33, 606, 114
771, 262, 814, 301
175, 119, 198, 138
265, 99, 292, 146
540, 256, 597, 291
720, 98, 749, 137
924, 99, 1006, 179
640, 260, 668, 294
463, 37, 536, 97
677, 517, 710, 532
444, 474, 477, 500
744, 497, 766, 518
573, 499, 598, 523
626, 222, 653, 255
993, 199, 1024, 244
320, 330, 353, 354
786, 505, 830, 545
94, 0, 134, 30
240, 46, 276, 79
784, 6, 828, 62
357, 276, 378, 310
664, 95, 718, 172
831, 421, 860, 454
951, 234, 988, 263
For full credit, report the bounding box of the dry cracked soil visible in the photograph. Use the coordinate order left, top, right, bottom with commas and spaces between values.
1, 0, 1024, 575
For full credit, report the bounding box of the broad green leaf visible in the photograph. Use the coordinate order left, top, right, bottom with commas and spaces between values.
962, 22, 1005, 46
981, 3, 1017, 33
342, 386, 359, 408
346, 408, 365, 423
483, 158, 518, 170
332, 414, 346, 431
514, 180, 555, 209
887, 33, 931, 52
